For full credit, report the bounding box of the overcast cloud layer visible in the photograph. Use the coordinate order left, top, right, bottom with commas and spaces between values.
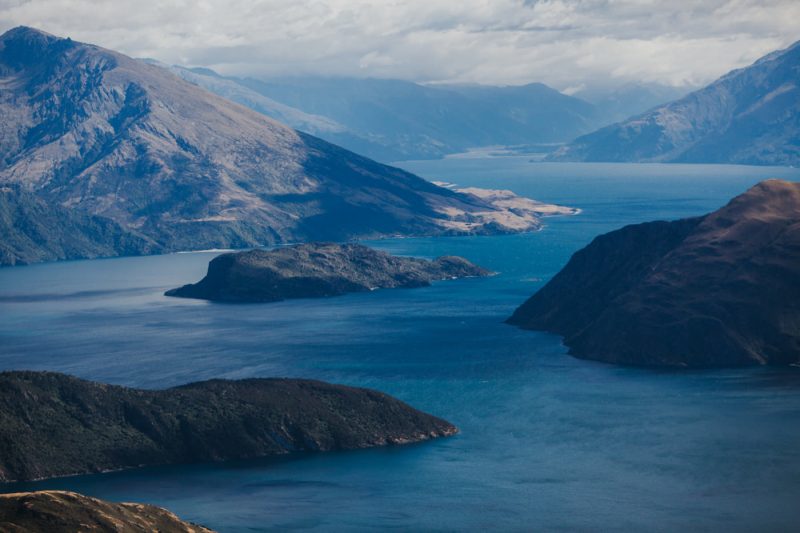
1, 0, 798, 90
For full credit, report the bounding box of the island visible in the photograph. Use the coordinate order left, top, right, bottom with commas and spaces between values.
0, 371, 457, 483
165, 242, 492, 302
507, 179, 800, 368
0, 491, 213, 532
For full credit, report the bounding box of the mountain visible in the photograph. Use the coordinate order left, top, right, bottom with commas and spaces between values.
0, 371, 457, 482
165, 242, 491, 302
0, 27, 562, 266
0, 184, 159, 265
0, 491, 213, 533
174, 71, 687, 162
551, 40, 800, 165
508, 180, 800, 368
573, 82, 694, 124
443, 82, 600, 144
162, 63, 346, 136
187, 74, 598, 161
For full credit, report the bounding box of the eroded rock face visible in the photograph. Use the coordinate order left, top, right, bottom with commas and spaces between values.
0, 371, 458, 483
166, 242, 492, 302
0, 491, 214, 533
0, 26, 573, 265
508, 179, 800, 368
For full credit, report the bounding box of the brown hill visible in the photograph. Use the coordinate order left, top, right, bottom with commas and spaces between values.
0, 491, 213, 532
508, 179, 800, 367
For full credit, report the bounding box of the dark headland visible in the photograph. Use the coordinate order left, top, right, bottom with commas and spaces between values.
0, 371, 457, 483
166, 242, 491, 302
0, 491, 213, 533
508, 179, 800, 368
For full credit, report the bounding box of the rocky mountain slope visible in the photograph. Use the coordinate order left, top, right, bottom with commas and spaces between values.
166, 242, 491, 302
0, 185, 159, 265
0, 371, 457, 482
0, 26, 567, 265
0, 491, 212, 533
508, 179, 800, 367
551, 40, 800, 165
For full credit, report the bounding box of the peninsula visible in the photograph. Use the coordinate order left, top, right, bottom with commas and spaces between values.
508, 179, 800, 367
0, 371, 457, 483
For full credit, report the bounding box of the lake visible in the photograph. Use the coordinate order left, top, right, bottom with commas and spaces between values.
2, 160, 800, 531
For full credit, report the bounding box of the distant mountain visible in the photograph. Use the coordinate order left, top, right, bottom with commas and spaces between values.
162, 63, 346, 136
178, 72, 598, 161
551, 40, 800, 165
573, 82, 693, 124
443, 82, 599, 144
0, 27, 567, 265
508, 180, 800, 368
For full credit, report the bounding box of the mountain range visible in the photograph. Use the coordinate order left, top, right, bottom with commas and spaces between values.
551, 39, 800, 166
169, 71, 598, 161
0, 27, 569, 265
168, 68, 688, 162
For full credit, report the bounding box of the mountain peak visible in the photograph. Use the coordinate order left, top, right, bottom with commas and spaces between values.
715, 179, 800, 223
725, 179, 800, 210
746, 178, 799, 195
0, 25, 60, 46
0, 25, 74, 70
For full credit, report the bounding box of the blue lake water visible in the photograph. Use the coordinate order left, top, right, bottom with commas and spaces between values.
2, 160, 800, 531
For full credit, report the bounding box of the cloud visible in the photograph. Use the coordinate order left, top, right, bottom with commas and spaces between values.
0, 0, 798, 89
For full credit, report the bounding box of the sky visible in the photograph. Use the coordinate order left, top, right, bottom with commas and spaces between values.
0, 0, 798, 91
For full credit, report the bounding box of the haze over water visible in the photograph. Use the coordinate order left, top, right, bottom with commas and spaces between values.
2, 160, 800, 531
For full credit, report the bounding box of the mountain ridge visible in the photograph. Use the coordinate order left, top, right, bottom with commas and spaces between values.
508, 179, 800, 367
550, 40, 800, 165
182, 71, 599, 161
0, 26, 571, 265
